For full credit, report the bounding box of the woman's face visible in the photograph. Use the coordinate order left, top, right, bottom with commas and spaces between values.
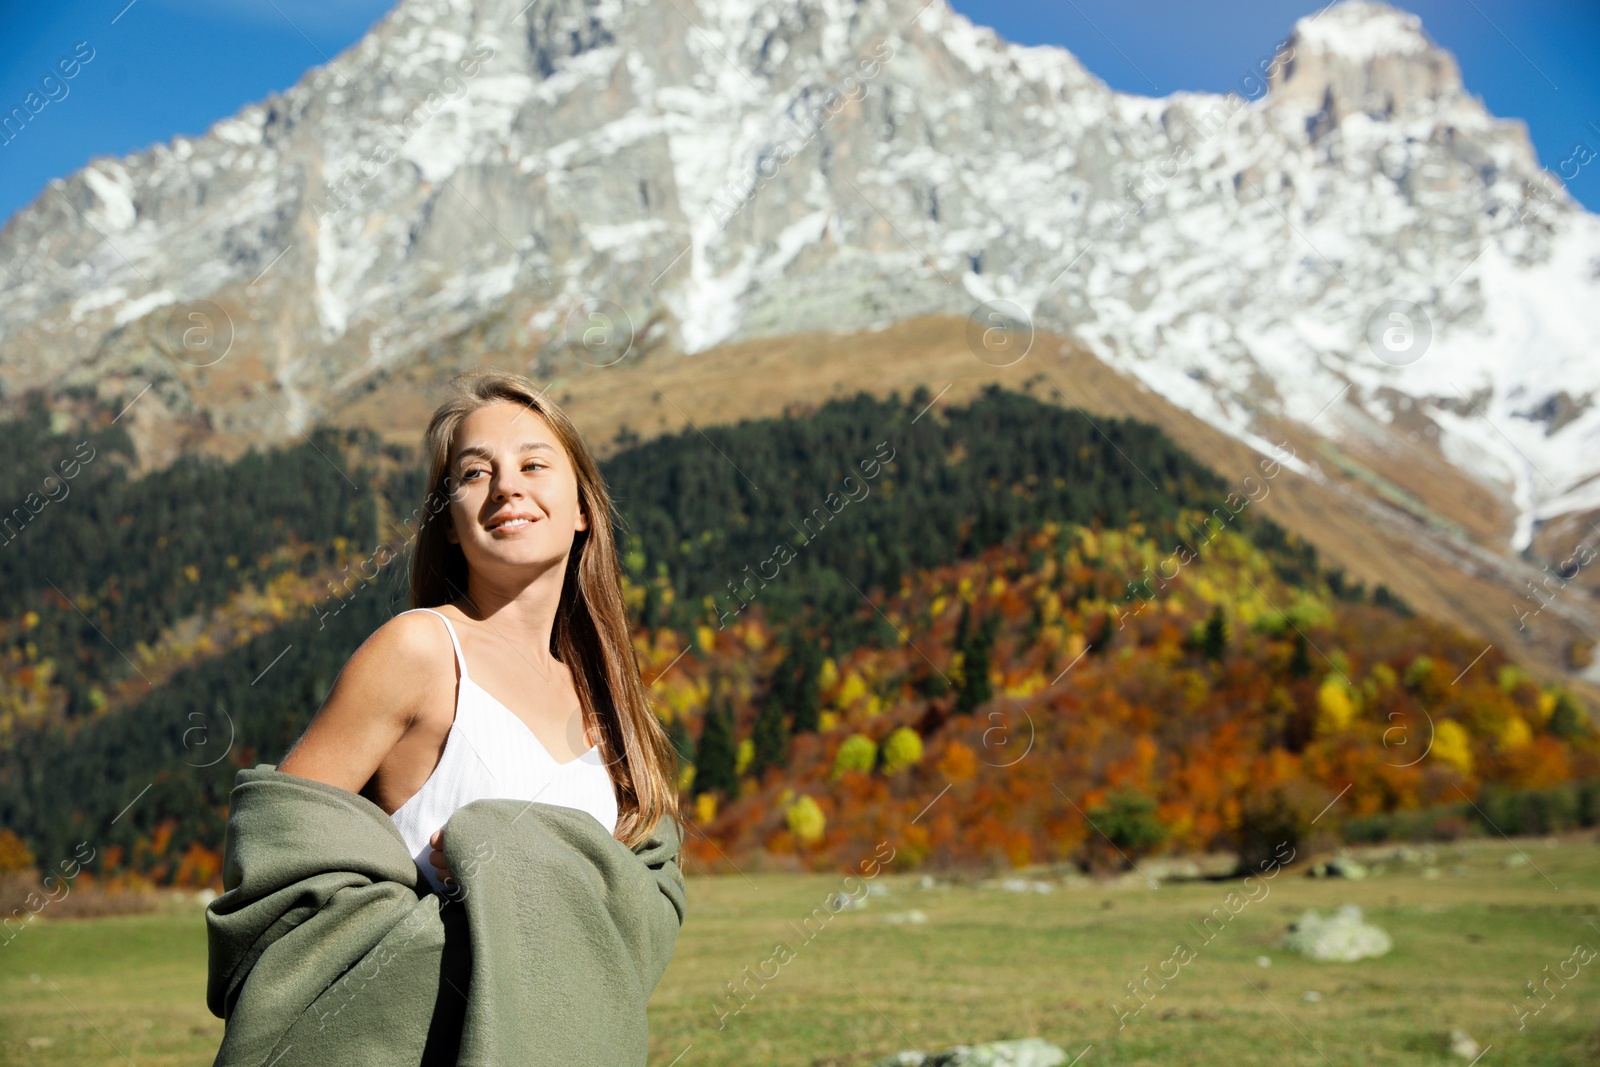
444, 401, 588, 579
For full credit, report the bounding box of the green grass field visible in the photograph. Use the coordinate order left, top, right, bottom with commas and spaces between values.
2, 837, 1597, 1066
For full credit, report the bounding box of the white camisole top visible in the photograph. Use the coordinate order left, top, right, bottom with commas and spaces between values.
387, 608, 619, 894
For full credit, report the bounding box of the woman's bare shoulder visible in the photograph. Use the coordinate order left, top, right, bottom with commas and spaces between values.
342, 610, 462, 714
277, 610, 455, 787
360, 610, 455, 680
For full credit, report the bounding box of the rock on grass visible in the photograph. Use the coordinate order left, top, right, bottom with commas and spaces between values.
1282, 904, 1394, 962
872, 1037, 1069, 1066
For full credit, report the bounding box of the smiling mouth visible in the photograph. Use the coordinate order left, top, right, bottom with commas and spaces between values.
487, 516, 537, 532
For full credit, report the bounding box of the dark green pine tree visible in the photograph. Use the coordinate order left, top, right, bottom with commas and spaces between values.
1200, 605, 1228, 662
783, 634, 823, 736
955, 609, 997, 715
1287, 630, 1312, 679
666, 713, 694, 768
750, 694, 790, 780
1548, 692, 1587, 739
692, 693, 739, 800
1087, 610, 1114, 654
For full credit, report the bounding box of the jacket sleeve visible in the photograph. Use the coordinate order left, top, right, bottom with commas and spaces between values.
629, 813, 688, 996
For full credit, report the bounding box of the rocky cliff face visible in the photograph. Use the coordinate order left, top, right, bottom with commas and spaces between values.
0, 0, 1595, 559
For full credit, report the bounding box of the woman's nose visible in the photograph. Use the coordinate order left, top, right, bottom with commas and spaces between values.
489, 467, 521, 499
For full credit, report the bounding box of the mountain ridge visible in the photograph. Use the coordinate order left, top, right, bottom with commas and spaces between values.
0, 0, 1595, 673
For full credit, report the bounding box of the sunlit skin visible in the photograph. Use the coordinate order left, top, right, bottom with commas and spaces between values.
279, 400, 593, 891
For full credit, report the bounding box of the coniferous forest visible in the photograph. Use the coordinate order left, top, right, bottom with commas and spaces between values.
0, 384, 1593, 886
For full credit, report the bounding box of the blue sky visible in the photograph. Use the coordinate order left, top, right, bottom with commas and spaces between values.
0, 0, 1596, 228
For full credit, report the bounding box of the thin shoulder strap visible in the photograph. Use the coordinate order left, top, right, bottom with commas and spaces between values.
406, 607, 469, 683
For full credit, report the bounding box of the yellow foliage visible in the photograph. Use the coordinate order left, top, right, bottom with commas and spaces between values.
931, 595, 948, 618
1003, 672, 1047, 698
1040, 592, 1061, 624
835, 671, 868, 709
988, 576, 1006, 597
694, 792, 717, 823
1315, 679, 1357, 735
832, 733, 877, 779
1536, 691, 1557, 724
695, 625, 716, 653
819, 710, 839, 732
1497, 714, 1532, 751
741, 626, 767, 653
785, 795, 825, 844
735, 737, 754, 775
1432, 719, 1474, 776
881, 727, 924, 774
818, 657, 838, 693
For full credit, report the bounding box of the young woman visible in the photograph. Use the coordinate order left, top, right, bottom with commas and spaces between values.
277, 370, 681, 894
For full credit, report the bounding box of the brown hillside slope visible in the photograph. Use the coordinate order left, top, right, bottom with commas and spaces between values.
323, 313, 1597, 703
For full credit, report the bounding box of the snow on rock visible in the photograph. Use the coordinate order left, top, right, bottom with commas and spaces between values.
81, 163, 137, 231
1291, 1, 1432, 61
0, 0, 1593, 556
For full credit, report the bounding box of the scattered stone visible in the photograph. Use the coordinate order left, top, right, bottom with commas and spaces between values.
1503, 852, 1530, 869
1255, 955, 1272, 968
1140, 858, 1203, 881
1302, 990, 1321, 1002
195, 888, 218, 905
827, 891, 868, 911
27, 1037, 53, 1050
1282, 904, 1393, 962
978, 877, 1055, 893
881, 909, 928, 924
1422, 867, 1440, 880
867, 882, 891, 897
1449, 1028, 1481, 1059
871, 1037, 1069, 1067
1308, 852, 1368, 879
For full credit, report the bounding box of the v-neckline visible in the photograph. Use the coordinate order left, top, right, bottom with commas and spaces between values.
465, 676, 598, 768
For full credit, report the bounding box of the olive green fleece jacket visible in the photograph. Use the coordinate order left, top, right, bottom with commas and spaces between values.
205, 765, 686, 1067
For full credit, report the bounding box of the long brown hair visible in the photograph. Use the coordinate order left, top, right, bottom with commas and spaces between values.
407, 370, 681, 850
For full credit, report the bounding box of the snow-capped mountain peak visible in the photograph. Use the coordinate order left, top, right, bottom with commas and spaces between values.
1294, 1, 1435, 62
1273, 0, 1464, 122
0, 0, 1594, 571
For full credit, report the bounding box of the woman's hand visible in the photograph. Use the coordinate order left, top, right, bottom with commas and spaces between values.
428, 828, 455, 890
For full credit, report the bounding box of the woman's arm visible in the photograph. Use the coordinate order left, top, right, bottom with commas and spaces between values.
277, 612, 448, 795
